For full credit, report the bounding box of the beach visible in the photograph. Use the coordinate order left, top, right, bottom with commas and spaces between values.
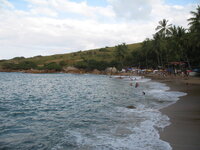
158, 77, 200, 150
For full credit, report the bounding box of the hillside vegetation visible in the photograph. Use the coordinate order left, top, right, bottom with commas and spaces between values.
0, 43, 141, 71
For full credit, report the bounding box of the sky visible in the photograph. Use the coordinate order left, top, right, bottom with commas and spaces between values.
0, 0, 199, 59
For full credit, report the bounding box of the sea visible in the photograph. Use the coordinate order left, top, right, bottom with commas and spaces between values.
0, 72, 186, 150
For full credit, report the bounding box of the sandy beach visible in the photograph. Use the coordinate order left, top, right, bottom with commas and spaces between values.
157, 77, 200, 150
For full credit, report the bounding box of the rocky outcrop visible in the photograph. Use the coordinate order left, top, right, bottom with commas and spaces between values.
63, 66, 78, 72
105, 67, 117, 73
63, 66, 85, 74
126, 105, 136, 109
24, 69, 57, 73
91, 69, 101, 74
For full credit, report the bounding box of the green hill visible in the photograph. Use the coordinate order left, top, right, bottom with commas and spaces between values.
0, 43, 141, 71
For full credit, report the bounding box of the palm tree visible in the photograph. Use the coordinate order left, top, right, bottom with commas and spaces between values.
169, 25, 192, 68
141, 39, 151, 68
156, 19, 172, 38
169, 25, 186, 38
188, 5, 200, 33
153, 33, 163, 67
169, 25, 178, 36
188, 5, 200, 48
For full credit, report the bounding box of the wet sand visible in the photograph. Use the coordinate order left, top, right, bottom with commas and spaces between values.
158, 78, 200, 150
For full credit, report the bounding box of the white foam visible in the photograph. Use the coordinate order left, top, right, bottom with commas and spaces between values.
52, 107, 172, 150
146, 81, 187, 103
113, 75, 151, 83
113, 75, 141, 80
148, 90, 187, 102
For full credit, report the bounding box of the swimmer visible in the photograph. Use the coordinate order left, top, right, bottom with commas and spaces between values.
135, 82, 139, 88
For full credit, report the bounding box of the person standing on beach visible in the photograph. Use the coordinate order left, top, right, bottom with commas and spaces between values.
174, 69, 177, 76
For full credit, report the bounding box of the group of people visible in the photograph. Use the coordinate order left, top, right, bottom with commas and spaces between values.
129, 80, 145, 95
113, 75, 146, 95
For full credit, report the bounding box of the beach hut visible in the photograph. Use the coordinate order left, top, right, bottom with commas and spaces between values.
168, 62, 187, 75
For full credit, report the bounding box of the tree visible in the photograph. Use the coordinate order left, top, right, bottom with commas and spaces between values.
187, 6, 200, 66
130, 7, 200, 69
171, 26, 192, 67
188, 5, 200, 50
141, 39, 152, 68
156, 19, 172, 38
188, 5, 200, 33
153, 33, 163, 67
115, 43, 128, 69
154, 19, 172, 68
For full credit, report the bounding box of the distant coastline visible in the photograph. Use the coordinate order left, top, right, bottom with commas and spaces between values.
0, 68, 108, 75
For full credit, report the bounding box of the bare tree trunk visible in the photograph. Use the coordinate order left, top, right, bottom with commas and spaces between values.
145, 54, 148, 69
166, 53, 169, 68
160, 54, 164, 68
156, 51, 160, 68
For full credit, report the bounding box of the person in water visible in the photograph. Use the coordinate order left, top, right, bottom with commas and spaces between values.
135, 82, 139, 88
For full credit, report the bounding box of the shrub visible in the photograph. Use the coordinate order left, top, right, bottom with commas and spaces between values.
99, 48, 108, 52
74, 61, 87, 69
17, 61, 37, 70
12, 57, 25, 60
74, 59, 109, 71
2, 61, 37, 70
2, 62, 16, 70
43, 62, 62, 71
0, 60, 6, 63
59, 61, 67, 66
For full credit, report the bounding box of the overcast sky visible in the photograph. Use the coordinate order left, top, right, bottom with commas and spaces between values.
0, 0, 198, 59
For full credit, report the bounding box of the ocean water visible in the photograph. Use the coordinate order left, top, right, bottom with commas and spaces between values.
0, 72, 186, 150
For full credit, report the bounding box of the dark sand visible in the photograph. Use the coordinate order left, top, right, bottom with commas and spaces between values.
158, 78, 200, 150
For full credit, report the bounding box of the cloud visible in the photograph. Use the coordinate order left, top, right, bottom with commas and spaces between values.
0, 0, 15, 9
25, 0, 49, 6
0, 0, 198, 59
107, 0, 155, 20
150, 2, 195, 27
30, 7, 58, 17
26, 0, 115, 18
0, 13, 153, 58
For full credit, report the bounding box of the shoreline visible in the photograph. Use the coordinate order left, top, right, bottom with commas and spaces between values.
154, 78, 200, 150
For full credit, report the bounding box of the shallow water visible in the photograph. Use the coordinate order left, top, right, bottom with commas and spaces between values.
0, 73, 186, 150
